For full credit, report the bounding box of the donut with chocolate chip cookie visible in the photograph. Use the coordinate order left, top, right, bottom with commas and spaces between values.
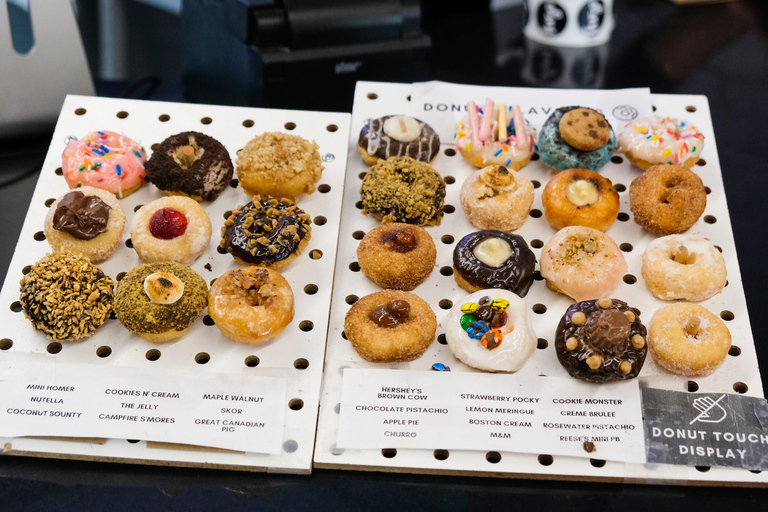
559, 108, 611, 151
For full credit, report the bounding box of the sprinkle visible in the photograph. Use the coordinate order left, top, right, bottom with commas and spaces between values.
92, 148, 104, 156
78, 166, 85, 171
100, 144, 109, 153
98, 131, 105, 135
636, 127, 648, 134
502, 144, 509, 152
134, 150, 141, 158
506, 159, 512, 167
466, 143, 472, 153
681, 122, 685, 127
650, 135, 659, 141
456, 121, 463, 130
459, 130, 467, 137
478, 108, 483, 115
534, 144, 539, 151
431, 363, 451, 372
692, 146, 696, 152
646, 135, 652, 140
116, 164, 122, 177
494, 149, 502, 157
477, 156, 483, 166
76, 183, 82, 188
663, 149, 672, 156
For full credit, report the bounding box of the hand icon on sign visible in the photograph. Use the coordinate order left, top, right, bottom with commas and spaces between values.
689, 395, 727, 425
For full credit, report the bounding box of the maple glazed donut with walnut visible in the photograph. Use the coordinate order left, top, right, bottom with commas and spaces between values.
220, 196, 311, 270
459, 164, 534, 231
357, 223, 436, 291
542, 168, 620, 232
208, 267, 295, 344
344, 290, 436, 363
629, 164, 706, 236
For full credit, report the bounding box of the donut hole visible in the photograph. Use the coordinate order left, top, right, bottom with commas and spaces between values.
352, 230, 365, 240
687, 381, 699, 392
75, 108, 86, 115
704, 186, 712, 195
696, 159, 707, 166
444, 176, 456, 185
620, 243, 633, 252
283, 440, 299, 453
610, 156, 624, 164
720, 310, 734, 321
614, 184, 626, 193
116, 272, 127, 281
133, 204, 144, 213
55, 167, 63, 176
441, 235, 454, 245
96, 346, 112, 358
685, 105, 697, 113
529, 209, 542, 219
293, 358, 309, 370
437, 333, 447, 345
309, 249, 323, 260
0, 338, 13, 350
195, 352, 210, 364
728, 346, 741, 357
203, 315, 215, 326
216, 246, 228, 255
532, 304, 547, 314
242, 119, 254, 127
537, 338, 548, 350
299, 320, 314, 332
530, 239, 543, 249
158, 114, 170, 122
358, 172, 367, 180
341, 331, 347, 340
704, 215, 717, 224
444, 204, 455, 214
486, 451, 501, 464
326, 124, 338, 132
623, 274, 637, 285
116, 111, 129, 119
230, 179, 239, 188
146, 349, 161, 361
382, 448, 398, 458
537, 454, 554, 466
22, 265, 32, 275
44, 198, 55, 207
288, 398, 304, 411
439, 299, 453, 310
695, 466, 710, 473
125, 239, 133, 249
433, 449, 449, 461
284, 122, 296, 130
733, 382, 748, 394
590, 459, 606, 468
244, 356, 260, 367
531, 180, 541, 189
349, 262, 360, 272
304, 284, 318, 295
531, 153, 540, 161
345, 295, 359, 305
444, 148, 456, 157
317, 184, 331, 193
367, 93, 378, 100
10, 301, 22, 313
47, 342, 62, 354
533, 270, 543, 281
355, 200, 364, 210
439, 266, 454, 276
617, 213, 629, 222
313, 216, 327, 226
33, 231, 46, 241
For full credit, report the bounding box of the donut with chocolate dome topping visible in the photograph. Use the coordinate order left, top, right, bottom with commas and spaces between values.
555, 298, 647, 383
220, 195, 311, 269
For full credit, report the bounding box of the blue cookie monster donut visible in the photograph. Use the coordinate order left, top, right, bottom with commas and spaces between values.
538, 106, 616, 172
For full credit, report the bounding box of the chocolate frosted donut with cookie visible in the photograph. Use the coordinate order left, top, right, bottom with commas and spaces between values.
538, 107, 617, 172
357, 115, 440, 165
555, 298, 647, 383
220, 195, 311, 269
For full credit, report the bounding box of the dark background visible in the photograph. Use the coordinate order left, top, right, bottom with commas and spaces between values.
2, 0, 768, 509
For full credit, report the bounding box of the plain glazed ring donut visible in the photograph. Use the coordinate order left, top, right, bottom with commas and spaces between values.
220, 196, 311, 269
445, 289, 537, 372
629, 164, 706, 236
114, 262, 208, 343
539, 226, 627, 302
454, 99, 536, 170
145, 131, 234, 201
453, 230, 536, 297
648, 303, 731, 376
641, 234, 726, 301
130, 196, 212, 266
618, 115, 704, 170
357, 115, 440, 165
555, 298, 648, 383
542, 167, 620, 232
357, 223, 436, 291
208, 267, 295, 344
344, 290, 437, 363
459, 164, 534, 231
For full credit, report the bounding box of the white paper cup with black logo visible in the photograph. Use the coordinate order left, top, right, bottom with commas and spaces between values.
524, 0, 614, 47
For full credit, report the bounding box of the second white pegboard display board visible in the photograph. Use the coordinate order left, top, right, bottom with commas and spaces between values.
314, 81, 765, 486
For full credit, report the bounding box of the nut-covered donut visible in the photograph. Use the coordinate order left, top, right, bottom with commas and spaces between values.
459, 164, 534, 231
236, 131, 324, 201
542, 167, 620, 232
538, 106, 617, 172
539, 226, 627, 302
344, 290, 436, 363
641, 234, 726, 301
453, 230, 536, 297
19, 253, 115, 341
648, 303, 731, 376
220, 196, 311, 269
357, 115, 440, 165
208, 267, 295, 344
114, 261, 208, 343
555, 298, 648, 383
357, 223, 436, 291
130, 196, 212, 266
145, 131, 234, 201
360, 156, 446, 226
445, 289, 537, 372
44, 186, 126, 262
629, 164, 706, 235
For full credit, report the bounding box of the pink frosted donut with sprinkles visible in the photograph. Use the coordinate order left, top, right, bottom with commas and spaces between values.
618, 116, 704, 170
62, 130, 147, 198
454, 99, 536, 171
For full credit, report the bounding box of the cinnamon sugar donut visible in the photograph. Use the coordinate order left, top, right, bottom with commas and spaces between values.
641, 235, 726, 301
648, 303, 731, 376
542, 168, 620, 232
130, 196, 212, 266
629, 164, 706, 236
357, 223, 436, 291
344, 290, 436, 363
539, 226, 627, 302
459, 164, 534, 231
208, 267, 295, 344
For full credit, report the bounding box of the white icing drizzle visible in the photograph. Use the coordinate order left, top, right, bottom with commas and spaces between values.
364, 116, 437, 161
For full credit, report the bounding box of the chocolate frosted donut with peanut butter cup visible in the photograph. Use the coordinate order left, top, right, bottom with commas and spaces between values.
220, 195, 311, 270
555, 298, 648, 383
453, 230, 535, 297
357, 115, 440, 166
357, 223, 436, 291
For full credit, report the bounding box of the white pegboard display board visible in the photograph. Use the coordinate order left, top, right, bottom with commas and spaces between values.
0, 95, 351, 474
313, 81, 767, 486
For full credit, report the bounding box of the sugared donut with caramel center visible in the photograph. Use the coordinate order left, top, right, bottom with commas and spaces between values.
357, 223, 436, 291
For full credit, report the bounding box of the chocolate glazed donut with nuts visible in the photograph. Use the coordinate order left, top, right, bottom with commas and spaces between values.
555, 298, 648, 383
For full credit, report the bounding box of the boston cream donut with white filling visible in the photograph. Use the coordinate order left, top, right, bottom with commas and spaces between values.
542, 167, 620, 232
446, 289, 537, 372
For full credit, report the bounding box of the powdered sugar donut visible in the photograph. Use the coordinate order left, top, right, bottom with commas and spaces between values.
455, 99, 536, 170
641, 235, 726, 301
62, 130, 147, 198
446, 289, 537, 372
618, 115, 704, 170
539, 226, 627, 302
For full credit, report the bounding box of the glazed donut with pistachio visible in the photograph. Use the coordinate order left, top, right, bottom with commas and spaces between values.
555, 298, 647, 383
220, 195, 311, 269
453, 230, 536, 297
357, 115, 440, 165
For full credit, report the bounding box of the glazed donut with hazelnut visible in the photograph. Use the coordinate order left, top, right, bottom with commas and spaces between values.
542, 167, 620, 232
208, 267, 295, 344
459, 164, 534, 232
357, 223, 436, 291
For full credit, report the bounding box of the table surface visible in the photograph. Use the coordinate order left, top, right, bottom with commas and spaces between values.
2, 1, 768, 509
